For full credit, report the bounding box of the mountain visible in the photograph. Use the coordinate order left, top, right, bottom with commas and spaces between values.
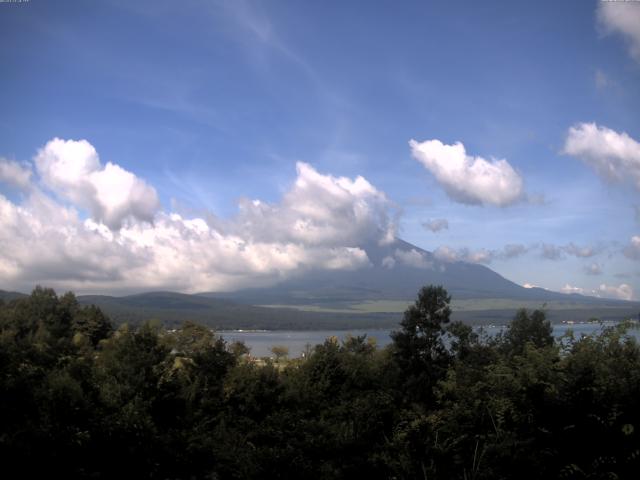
197, 238, 640, 325
2, 239, 638, 329
200, 239, 602, 304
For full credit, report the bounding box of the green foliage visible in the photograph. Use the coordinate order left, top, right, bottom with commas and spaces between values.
501, 308, 554, 355
1, 285, 640, 479
391, 285, 452, 403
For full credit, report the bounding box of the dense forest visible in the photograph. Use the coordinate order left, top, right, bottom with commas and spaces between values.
1, 286, 639, 479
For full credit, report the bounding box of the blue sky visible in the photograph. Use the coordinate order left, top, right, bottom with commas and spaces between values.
0, 0, 639, 298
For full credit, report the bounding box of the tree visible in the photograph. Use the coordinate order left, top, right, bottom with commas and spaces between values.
72, 304, 113, 346
391, 285, 452, 403
502, 308, 553, 355
270, 345, 289, 362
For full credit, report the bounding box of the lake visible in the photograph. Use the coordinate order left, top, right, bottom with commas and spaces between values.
220, 322, 640, 358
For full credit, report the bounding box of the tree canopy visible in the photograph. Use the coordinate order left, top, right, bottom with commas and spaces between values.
1, 285, 639, 479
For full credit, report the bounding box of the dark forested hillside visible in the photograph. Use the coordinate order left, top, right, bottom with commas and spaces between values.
1, 286, 639, 479
76, 291, 400, 330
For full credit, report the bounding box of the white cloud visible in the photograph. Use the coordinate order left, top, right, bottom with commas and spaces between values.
430, 243, 530, 265
597, 2, 640, 63
0, 158, 32, 190
433, 246, 458, 263
35, 138, 160, 229
394, 248, 432, 269
539, 242, 598, 260
233, 161, 393, 248
564, 242, 597, 258
501, 244, 528, 259
561, 282, 633, 300
409, 138, 524, 206
422, 218, 448, 233
465, 249, 493, 264
597, 283, 634, 301
624, 235, 640, 260
541, 243, 564, 260
564, 123, 640, 191
0, 140, 397, 294
381, 255, 396, 269
561, 284, 585, 295
433, 246, 493, 264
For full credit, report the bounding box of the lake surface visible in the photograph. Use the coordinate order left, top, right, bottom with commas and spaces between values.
220, 322, 640, 358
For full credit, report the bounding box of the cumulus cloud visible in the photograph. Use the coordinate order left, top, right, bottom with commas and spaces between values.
430, 243, 530, 265
597, 283, 634, 301
233, 161, 393, 247
541, 243, 564, 260
624, 235, 640, 260
434, 246, 493, 264
381, 256, 396, 269
394, 248, 433, 269
422, 218, 448, 233
540, 242, 598, 260
560, 282, 633, 300
564, 242, 597, 258
597, 2, 640, 62
501, 244, 529, 259
0, 139, 396, 293
563, 123, 640, 191
561, 284, 585, 295
0, 158, 32, 190
35, 138, 160, 229
409, 138, 524, 206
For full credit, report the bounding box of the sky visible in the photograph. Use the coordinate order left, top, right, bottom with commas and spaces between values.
0, 0, 639, 298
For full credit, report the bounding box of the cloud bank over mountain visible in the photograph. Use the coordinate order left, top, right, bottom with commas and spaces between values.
0, 139, 395, 293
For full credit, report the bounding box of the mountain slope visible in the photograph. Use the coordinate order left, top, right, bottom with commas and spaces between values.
0, 289, 28, 302
200, 238, 600, 305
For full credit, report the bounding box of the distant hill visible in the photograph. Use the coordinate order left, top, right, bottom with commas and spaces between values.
75, 291, 399, 330
0, 290, 27, 302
